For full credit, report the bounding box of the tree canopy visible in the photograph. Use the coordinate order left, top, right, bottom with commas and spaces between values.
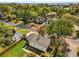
47, 19, 74, 37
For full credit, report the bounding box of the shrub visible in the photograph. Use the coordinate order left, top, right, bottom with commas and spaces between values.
77, 47, 79, 56
76, 30, 79, 38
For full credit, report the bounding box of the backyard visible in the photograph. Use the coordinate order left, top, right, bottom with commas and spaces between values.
2, 40, 26, 57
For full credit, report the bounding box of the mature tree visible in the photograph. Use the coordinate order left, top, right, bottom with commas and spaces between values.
39, 7, 51, 18
47, 19, 74, 57
37, 24, 47, 36
0, 5, 13, 14
48, 19, 74, 37
49, 38, 69, 57
62, 13, 79, 26
67, 5, 79, 15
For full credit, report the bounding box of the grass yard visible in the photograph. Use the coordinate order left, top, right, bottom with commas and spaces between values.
2, 40, 26, 57
0, 22, 15, 30
11, 20, 17, 23
0, 21, 29, 57
11, 20, 23, 24
4, 25, 15, 30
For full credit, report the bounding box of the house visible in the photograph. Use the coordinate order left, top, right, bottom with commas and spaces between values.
34, 17, 46, 24
3, 21, 16, 26
15, 23, 27, 30
25, 31, 51, 52
47, 12, 57, 18
74, 25, 79, 31
0, 10, 4, 19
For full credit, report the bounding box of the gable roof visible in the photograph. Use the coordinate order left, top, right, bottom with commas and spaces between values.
26, 31, 50, 52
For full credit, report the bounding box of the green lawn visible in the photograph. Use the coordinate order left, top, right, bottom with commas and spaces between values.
2, 40, 26, 57
0, 21, 29, 57
16, 29, 29, 35
0, 22, 15, 30
4, 25, 15, 30
11, 20, 17, 23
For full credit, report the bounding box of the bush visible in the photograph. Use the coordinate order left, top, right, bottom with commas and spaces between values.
0, 43, 5, 48
0, 38, 6, 48
77, 47, 79, 56
76, 31, 79, 38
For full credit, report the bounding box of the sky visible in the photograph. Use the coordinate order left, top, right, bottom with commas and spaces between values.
0, 0, 79, 3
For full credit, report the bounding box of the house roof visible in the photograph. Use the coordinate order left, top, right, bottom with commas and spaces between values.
47, 12, 56, 15
16, 23, 26, 29
74, 25, 79, 30
26, 31, 51, 52
12, 32, 23, 42
5, 22, 16, 26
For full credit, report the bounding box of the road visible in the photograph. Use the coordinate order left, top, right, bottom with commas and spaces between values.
65, 38, 79, 57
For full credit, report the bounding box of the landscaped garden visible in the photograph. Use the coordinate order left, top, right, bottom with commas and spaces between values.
2, 40, 26, 57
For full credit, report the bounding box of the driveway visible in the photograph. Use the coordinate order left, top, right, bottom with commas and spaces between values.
65, 38, 79, 57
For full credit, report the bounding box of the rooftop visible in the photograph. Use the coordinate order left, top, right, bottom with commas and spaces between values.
26, 31, 51, 52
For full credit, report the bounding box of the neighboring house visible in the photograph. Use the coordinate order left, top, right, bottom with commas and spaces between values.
47, 12, 56, 16
0, 10, 4, 19
25, 31, 51, 52
15, 23, 27, 30
0, 13, 4, 18
47, 12, 57, 18
74, 25, 79, 31
12, 32, 23, 42
3, 22, 16, 26
73, 25, 79, 38
34, 17, 46, 24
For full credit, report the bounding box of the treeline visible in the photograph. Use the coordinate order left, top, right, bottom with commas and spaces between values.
0, 4, 79, 24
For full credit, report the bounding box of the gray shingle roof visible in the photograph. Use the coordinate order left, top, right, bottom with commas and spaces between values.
26, 32, 50, 52
12, 32, 23, 42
